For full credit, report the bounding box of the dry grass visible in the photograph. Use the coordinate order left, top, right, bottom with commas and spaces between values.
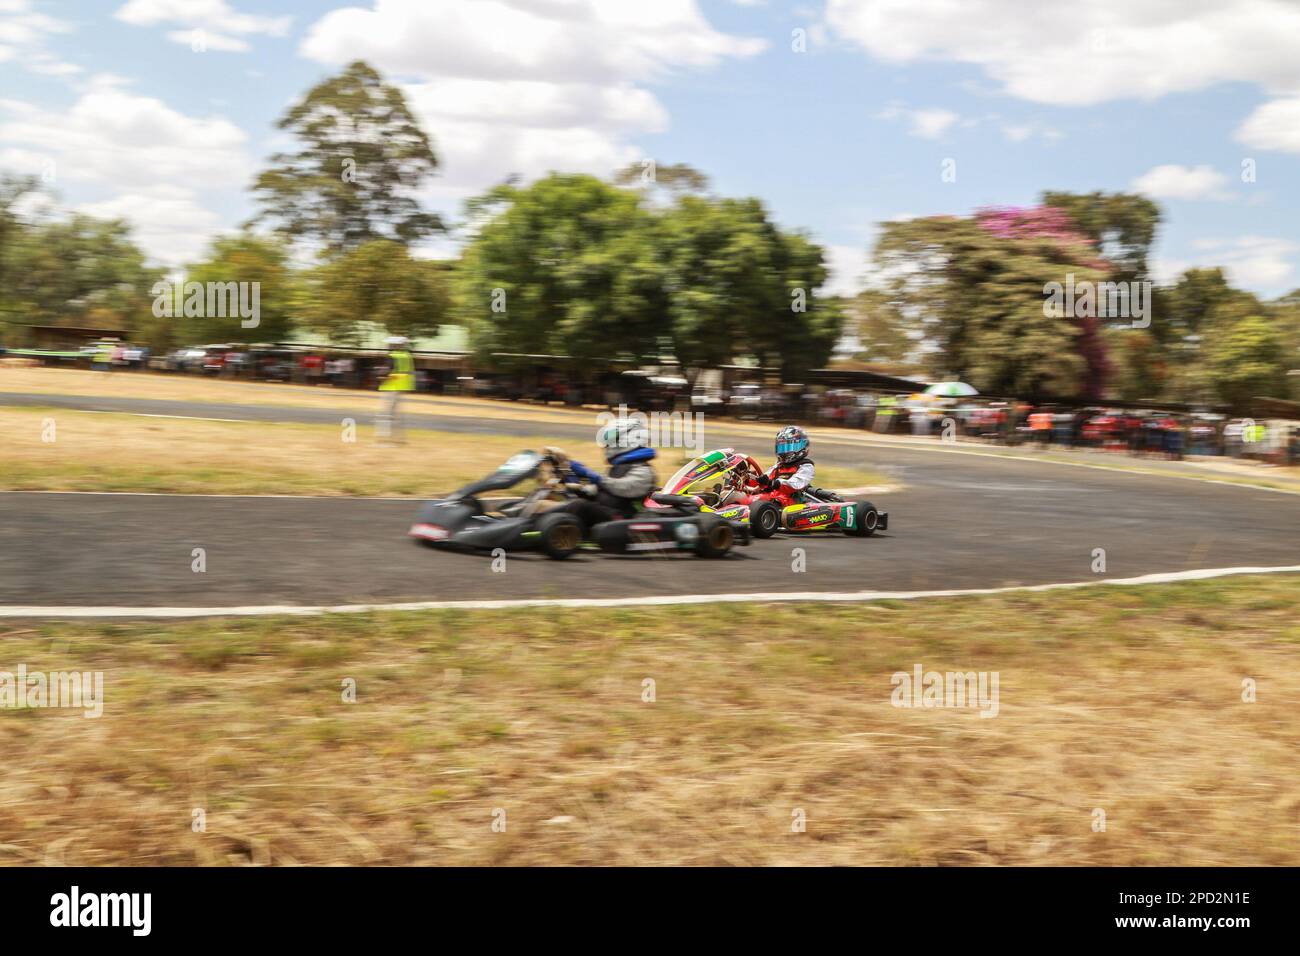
0, 365, 648, 427
0, 407, 887, 497
2, 575, 1296, 866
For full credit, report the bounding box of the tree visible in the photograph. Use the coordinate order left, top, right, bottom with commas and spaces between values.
875, 208, 1112, 399
1041, 191, 1160, 283
181, 234, 298, 344
1105, 326, 1167, 401
613, 161, 710, 198
249, 61, 443, 254
306, 239, 449, 346
458, 174, 665, 365
0, 174, 41, 339
657, 195, 840, 381
1205, 303, 1288, 411
842, 289, 913, 367
4, 212, 159, 339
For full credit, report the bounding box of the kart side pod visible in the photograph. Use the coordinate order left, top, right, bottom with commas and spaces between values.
592, 512, 749, 557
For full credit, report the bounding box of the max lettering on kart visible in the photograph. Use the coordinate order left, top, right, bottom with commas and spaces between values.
408, 449, 749, 560
648, 448, 888, 539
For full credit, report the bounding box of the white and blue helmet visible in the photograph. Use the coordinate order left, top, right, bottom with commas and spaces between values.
599, 420, 652, 463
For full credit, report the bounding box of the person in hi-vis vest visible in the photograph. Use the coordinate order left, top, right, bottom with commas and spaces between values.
378, 335, 416, 443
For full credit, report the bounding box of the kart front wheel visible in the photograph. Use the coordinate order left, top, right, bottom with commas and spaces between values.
845, 501, 880, 537
750, 500, 781, 539
694, 515, 734, 558
536, 512, 583, 559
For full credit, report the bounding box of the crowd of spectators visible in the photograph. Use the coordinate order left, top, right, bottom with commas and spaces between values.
802, 392, 1299, 466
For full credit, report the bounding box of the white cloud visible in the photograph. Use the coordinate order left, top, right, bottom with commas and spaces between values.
877, 101, 961, 139
0, 75, 250, 264
299, 0, 765, 196
1159, 237, 1297, 291
909, 107, 958, 139
78, 185, 227, 264
1132, 164, 1231, 201
115, 0, 290, 51
828, 0, 1300, 106
1191, 236, 1297, 289
1235, 95, 1300, 154
0, 0, 78, 77
0, 75, 248, 189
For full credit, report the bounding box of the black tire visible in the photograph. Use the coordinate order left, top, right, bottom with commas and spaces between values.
750, 500, 781, 539
845, 500, 880, 537
536, 512, 583, 559
694, 515, 734, 558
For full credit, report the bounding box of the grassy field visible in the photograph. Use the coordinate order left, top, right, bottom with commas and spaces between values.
0, 407, 888, 497
2, 574, 1296, 866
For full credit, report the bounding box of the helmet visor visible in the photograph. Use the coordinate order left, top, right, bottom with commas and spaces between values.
776, 440, 805, 456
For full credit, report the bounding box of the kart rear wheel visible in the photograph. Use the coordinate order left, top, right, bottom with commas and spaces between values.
845, 500, 880, 537
536, 512, 583, 559
750, 500, 781, 539
694, 515, 734, 558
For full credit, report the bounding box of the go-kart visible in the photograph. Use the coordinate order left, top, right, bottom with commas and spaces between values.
649, 448, 888, 539
409, 450, 749, 559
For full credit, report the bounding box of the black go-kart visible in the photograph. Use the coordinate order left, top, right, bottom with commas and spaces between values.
409, 450, 750, 560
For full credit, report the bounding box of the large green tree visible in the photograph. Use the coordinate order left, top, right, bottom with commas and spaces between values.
4, 211, 159, 340
306, 239, 449, 346
176, 234, 298, 345
656, 194, 839, 380
875, 208, 1111, 399
1205, 303, 1289, 410
250, 61, 443, 254
458, 174, 666, 365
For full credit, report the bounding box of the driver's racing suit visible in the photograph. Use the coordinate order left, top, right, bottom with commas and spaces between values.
751, 459, 815, 506
557, 449, 657, 532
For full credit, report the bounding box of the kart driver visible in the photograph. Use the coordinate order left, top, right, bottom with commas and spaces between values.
550, 420, 658, 532
749, 425, 815, 505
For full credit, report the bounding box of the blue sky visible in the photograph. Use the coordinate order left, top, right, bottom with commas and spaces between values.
3, 0, 1299, 297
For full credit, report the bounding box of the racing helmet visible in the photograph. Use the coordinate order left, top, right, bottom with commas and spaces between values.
599, 419, 652, 463
775, 425, 810, 464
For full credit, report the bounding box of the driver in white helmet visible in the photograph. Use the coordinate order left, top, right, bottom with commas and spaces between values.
552, 420, 658, 533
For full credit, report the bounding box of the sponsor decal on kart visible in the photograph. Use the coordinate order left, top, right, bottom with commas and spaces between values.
627, 540, 680, 551
629, 523, 663, 532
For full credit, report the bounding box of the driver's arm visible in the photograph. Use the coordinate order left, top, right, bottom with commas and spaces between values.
781, 462, 815, 491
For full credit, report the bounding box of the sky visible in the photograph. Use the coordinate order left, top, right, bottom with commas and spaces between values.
2, 0, 1300, 297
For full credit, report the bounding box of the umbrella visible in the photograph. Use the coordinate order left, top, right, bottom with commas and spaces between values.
924, 381, 978, 398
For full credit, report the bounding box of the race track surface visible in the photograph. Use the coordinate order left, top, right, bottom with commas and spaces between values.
3, 391, 1298, 610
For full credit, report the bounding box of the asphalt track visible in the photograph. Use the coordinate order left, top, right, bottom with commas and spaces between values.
2, 391, 1298, 612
